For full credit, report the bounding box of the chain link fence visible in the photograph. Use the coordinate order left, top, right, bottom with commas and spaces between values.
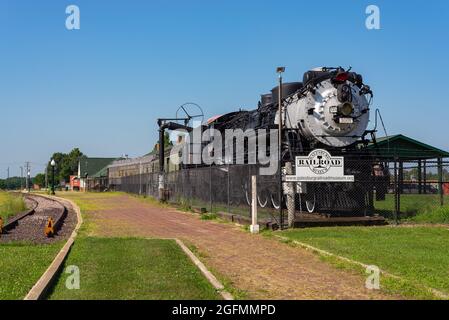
108, 157, 449, 227
374, 159, 449, 223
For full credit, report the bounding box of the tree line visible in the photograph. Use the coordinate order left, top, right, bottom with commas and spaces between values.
0, 148, 85, 190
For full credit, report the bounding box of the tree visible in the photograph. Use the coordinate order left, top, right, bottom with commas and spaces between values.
47, 148, 84, 183
150, 132, 173, 154
33, 173, 46, 188
48, 152, 65, 182
0, 177, 23, 190
59, 148, 83, 182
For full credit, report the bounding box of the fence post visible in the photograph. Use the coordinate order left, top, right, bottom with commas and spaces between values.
399, 160, 404, 195
394, 159, 399, 225
418, 160, 422, 194
438, 157, 443, 206
227, 164, 230, 214
285, 162, 295, 228
423, 160, 427, 194
209, 165, 212, 213
139, 161, 142, 196
250, 175, 259, 234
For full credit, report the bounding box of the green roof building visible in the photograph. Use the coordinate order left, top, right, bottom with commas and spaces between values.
78, 157, 118, 191
366, 134, 449, 160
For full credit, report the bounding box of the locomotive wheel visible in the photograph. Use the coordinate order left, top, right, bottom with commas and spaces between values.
243, 183, 251, 206
303, 193, 317, 213
257, 189, 268, 208
270, 193, 280, 210
258, 194, 268, 208
244, 186, 269, 207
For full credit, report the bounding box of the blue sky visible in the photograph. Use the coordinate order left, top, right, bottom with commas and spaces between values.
0, 0, 448, 178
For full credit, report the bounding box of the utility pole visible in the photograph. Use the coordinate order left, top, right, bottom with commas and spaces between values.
139, 160, 142, 196
45, 164, 48, 190
6, 167, 9, 190
20, 166, 23, 190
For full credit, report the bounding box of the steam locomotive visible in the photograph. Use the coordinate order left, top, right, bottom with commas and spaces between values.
158, 67, 383, 215
198, 67, 379, 214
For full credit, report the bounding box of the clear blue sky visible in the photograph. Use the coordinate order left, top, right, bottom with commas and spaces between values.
1, 0, 448, 178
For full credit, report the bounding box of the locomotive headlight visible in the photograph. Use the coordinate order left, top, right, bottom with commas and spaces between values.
339, 102, 354, 116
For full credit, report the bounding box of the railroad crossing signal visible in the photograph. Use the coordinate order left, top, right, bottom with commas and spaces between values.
45, 218, 55, 237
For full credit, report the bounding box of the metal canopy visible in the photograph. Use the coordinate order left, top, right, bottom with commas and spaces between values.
366, 134, 449, 160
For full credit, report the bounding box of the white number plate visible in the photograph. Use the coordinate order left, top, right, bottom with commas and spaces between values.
339, 117, 353, 124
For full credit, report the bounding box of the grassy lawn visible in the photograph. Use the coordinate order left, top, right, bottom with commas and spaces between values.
0, 192, 62, 300
0, 191, 26, 223
375, 194, 449, 223
47, 192, 221, 300
279, 226, 449, 298
46, 237, 220, 300
0, 242, 63, 299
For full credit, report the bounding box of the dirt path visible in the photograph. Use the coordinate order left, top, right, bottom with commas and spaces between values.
74, 194, 398, 300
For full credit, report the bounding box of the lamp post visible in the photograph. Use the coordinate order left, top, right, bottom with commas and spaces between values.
50, 159, 56, 195
276, 67, 285, 228
27, 169, 31, 193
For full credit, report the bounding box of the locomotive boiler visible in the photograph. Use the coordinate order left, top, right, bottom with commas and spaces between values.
208, 67, 372, 152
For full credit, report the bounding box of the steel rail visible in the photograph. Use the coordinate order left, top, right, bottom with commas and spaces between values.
1, 195, 38, 233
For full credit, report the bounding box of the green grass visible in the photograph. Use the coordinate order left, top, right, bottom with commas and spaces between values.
375, 194, 449, 220
200, 213, 217, 220
46, 237, 221, 300
0, 242, 63, 299
0, 191, 27, 223
279, 226, 449, 298
409, 206, 449, 224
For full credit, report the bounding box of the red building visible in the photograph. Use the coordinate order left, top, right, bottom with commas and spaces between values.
70, 175, 80, 191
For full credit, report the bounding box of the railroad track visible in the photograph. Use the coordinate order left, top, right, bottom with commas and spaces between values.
0, 194, 70, 243
1, 195, 38, 232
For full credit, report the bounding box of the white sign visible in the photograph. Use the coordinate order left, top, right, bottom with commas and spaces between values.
285, 149, 354, 182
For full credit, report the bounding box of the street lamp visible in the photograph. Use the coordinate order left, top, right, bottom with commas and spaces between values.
27, 169, 31, 193
276, 66, 285, 228
50, 159, 56, 195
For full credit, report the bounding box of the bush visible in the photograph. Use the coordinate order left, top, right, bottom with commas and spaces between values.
200, 213, 217, 220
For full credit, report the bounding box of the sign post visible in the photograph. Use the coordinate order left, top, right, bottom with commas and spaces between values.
250, 175, 259, 234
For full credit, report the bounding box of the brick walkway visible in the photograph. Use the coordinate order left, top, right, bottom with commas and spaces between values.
78, 194, 397, 299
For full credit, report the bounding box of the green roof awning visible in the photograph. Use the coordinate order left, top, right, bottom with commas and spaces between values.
365, 134, 449, 160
